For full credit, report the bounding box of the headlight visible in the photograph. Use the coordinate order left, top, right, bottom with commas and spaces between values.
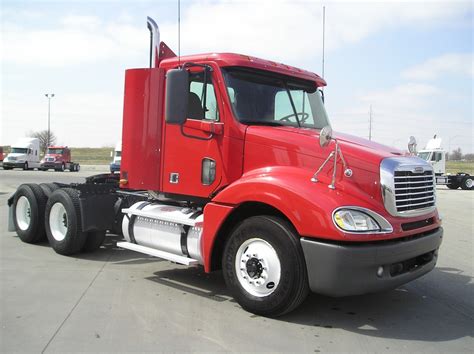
333, 207, 393, 233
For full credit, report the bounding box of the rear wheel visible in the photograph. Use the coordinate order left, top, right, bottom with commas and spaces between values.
461, 176, 473, 190
222, 216, 309, 317
45, 188, 87, 255
12, 184, 48, 243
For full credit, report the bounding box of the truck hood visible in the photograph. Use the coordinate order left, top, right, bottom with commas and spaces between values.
245, 126, 405, 173
5, 153, 27, 160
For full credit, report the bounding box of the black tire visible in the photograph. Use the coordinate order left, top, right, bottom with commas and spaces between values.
222, 216, 309, 317
3, 166, 12, 170
39, 183, 60, 197
23, 162, 28, 170
45, 188, 87, 255
82, 230, 106, 252
76, 164, 80, 172
461, 176, 473, 190
12, 184, 48, 243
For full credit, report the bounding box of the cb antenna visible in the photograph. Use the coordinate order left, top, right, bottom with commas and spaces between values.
178, 0, 181, 67
322, 6, 326, 81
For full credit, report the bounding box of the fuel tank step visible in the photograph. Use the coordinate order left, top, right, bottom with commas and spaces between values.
117, 241, 199, 266
122, 206, 199, 227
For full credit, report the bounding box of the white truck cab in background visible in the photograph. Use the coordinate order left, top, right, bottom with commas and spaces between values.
110, 141, 122, 173
2, 138, 41, 170
417, 135, 472, 190
417, 136, 446, 175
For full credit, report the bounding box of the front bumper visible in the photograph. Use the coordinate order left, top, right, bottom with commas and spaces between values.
301, 227, 443, 297
41, 162, 60, 169
3, 162, 24, 168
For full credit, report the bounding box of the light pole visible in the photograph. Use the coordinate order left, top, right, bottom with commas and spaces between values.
45, 93, 55, 149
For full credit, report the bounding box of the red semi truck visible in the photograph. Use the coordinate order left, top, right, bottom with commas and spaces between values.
8, 17, 442, 316
40, 146, 80, 172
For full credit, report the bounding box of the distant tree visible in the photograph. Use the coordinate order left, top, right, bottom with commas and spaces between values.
463, 153, 474, 161
29, 130, 57, 154
449, 147, 462, 161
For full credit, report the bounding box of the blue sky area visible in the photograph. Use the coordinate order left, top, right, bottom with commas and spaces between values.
1, 0, 473, 153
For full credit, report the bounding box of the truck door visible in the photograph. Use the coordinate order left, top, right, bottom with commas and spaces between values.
161, 68, 225, 200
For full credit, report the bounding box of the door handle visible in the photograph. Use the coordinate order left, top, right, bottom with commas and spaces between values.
199, 121, 224, 135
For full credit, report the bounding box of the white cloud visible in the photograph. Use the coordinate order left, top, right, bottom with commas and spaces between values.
1, 0, 471, 67
158, 0, 471, 64
1, 17, 147, 67
330, 81, 472, 152
401, 53, 474, 80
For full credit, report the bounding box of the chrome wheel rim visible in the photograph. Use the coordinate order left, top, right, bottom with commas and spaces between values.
49, 202, 68, 241
235, 238, 281, 297
16, 196, 31, 231
466, 179, 473, 188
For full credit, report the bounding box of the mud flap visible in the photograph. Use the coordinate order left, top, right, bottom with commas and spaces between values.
8, 205, 15, 232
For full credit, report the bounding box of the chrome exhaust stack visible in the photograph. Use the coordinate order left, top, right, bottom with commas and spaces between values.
147, 17, 160, 68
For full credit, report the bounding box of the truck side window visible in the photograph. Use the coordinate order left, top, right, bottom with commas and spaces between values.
188, 73, 219, 121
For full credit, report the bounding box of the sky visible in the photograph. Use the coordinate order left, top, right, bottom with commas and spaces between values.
1, 0, 473, 153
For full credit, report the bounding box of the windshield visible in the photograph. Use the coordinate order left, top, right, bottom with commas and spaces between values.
47, 148, 63, 154
417, 152, 431, 161
11, 148, 27, 154
222, 67, 329, 129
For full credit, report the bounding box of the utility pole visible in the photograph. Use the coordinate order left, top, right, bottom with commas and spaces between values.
369, 105, 373, 141
45, 93, 55, 150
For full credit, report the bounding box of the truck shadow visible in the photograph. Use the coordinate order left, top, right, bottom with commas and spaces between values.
146, 266, 473, 342
283, 266, 474, 342
76, 234, 166, 265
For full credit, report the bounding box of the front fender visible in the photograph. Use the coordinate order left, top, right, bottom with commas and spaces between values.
212, 166, 382, 240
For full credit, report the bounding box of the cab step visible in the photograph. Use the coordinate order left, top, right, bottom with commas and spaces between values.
116, 241, 199, 266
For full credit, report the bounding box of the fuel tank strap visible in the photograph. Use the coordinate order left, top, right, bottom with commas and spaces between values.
180, 211, 202, 258
128, 201, 152, 244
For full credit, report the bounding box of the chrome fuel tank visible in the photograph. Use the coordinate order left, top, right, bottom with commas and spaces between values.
122, 201, 203, 263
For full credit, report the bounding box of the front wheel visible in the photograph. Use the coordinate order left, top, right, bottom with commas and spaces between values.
23, 162, 28, 170
222, 216, 309, 317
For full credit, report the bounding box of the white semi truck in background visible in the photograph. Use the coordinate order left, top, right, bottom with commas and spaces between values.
2, 138, 41, 170
109, 141, 122, 173
417, 135, 472, 190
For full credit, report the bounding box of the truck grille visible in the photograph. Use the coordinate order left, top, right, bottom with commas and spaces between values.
394, 171, 435, 212
380, 157, 436, 217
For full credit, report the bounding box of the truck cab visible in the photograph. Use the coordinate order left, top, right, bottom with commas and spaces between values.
2, 138, 40, 170
41, 146, 80, 172
109, 141, 122, 173
8, 17, 444, 317
417, 137, 446, 175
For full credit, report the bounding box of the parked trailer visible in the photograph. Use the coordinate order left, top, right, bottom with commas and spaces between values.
7, 17, 443, 317
40, 146, 80, 172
